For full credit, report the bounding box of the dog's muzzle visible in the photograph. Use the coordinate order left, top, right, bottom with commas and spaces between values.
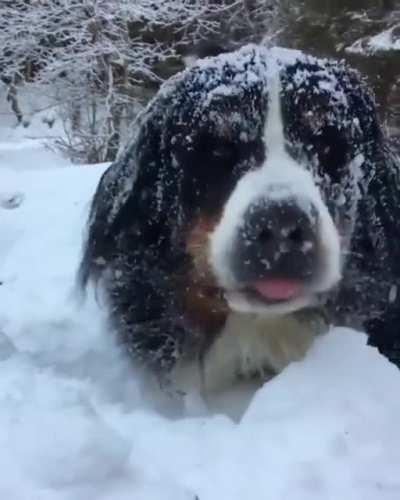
230, 197, 320, 302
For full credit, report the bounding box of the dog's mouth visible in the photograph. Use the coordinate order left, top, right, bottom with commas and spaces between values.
224, 278, 313, 314
248, 278, 303, 304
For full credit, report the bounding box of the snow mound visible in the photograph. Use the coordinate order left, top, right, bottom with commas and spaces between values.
0, 141, 400, 499
346, 24, 400, 56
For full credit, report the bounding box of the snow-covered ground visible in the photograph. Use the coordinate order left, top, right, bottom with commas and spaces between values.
346, 24, 400, 56
1, 119, 400, 499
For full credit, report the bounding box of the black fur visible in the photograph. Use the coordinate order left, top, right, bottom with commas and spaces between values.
78, 45, 400, 376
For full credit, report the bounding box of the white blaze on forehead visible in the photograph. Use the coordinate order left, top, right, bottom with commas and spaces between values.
209, 54, 341, 303
263, 60, 285, 155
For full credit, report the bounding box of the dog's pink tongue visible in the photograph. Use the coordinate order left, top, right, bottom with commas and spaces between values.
253, 279, 302, 301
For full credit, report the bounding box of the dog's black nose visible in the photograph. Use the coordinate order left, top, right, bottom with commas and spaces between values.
232, 199, 319, 284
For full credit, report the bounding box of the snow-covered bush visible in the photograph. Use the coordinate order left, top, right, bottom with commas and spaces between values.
278, 0, 400, 142
0, 0, 281, 163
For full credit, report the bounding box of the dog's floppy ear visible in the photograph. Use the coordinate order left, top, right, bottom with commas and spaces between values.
77, 93, 197, 375
337, 69, 400, 362
329, 67, 400, 364
77, 156, 135, 290
347, 70, 399, 266
362, 146, 400, 364
77, 110, 165, 290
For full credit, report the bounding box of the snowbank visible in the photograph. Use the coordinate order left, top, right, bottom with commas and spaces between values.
0, 139, 399, 499
346, 24, 400, 56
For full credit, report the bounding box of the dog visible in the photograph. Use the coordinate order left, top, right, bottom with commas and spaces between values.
78, 45, 400, 397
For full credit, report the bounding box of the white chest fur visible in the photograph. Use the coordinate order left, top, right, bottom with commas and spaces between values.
173, 310, 327, 396
202, 311, 325, 392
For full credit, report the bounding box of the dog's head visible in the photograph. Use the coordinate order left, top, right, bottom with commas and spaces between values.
95, 45, 383, 319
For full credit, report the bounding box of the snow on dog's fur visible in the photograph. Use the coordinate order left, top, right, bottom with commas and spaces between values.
78, 45, 400, 396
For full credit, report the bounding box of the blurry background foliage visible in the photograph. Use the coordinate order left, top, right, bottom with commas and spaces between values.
0, 0, 399, 163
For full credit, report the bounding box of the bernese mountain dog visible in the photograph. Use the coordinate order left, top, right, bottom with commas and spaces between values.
78, 45, 400, 397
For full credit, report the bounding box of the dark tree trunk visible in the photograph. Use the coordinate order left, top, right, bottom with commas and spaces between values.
6, 81, 23, 125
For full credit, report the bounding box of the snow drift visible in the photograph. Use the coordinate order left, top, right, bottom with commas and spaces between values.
0, 139, 400, 499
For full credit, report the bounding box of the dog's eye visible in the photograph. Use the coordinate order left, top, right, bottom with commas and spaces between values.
314, 125, 349, 183
212, 144, 233, 158
198, 135, 237, 167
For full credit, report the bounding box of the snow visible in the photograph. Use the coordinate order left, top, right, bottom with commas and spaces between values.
346, 24, 400, 55
1, 126, 400, 498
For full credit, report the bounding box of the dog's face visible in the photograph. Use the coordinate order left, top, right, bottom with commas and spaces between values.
136, 46, 375, 317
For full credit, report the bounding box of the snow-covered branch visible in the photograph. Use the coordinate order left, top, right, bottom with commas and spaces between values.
0, 0, 280, 163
